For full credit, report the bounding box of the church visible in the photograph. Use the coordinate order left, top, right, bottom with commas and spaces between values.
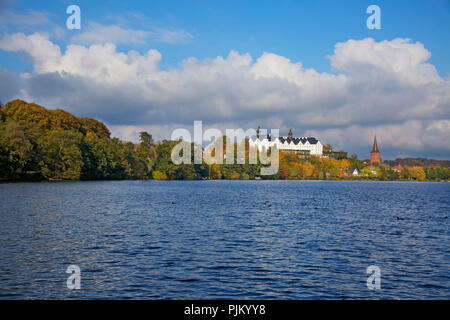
370, 135, 381, 165
249, 128, 323, 156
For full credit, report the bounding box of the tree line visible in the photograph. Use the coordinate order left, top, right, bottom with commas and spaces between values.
0, 100, 155, 181
1, 100, 448, 182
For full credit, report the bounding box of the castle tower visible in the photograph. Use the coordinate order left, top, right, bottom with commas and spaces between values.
370, 135, 381, 165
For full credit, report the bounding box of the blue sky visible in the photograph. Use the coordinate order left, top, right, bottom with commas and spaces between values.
0, 0, 449, 159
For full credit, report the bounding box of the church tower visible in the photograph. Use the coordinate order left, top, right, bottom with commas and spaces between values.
288, 129, 293, 143
370, 135, 381, 165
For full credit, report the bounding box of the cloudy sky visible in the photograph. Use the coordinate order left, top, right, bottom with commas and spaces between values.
0, 0, 449, 159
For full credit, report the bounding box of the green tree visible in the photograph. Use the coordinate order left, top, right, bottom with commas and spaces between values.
137, 131, 157, 177
360, 166, 373, 178
38, 130, 84, 180
0, 121, 34, 179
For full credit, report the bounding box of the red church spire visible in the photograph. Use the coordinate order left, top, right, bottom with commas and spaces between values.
370, 135, 381, 165
371, 135, 379, 153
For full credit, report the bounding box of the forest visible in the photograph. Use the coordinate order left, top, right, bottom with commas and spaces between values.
1, 99, 449, 182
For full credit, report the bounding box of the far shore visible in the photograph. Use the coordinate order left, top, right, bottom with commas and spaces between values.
1, 178, 448, 184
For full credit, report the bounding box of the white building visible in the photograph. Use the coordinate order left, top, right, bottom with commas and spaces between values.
249, 129, 323, 156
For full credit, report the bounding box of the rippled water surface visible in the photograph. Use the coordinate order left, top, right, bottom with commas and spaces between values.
0, 180, 449, 299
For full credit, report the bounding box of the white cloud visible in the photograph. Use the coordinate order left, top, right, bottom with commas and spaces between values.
0, 9, 67, 40
71, 22, 150, 45
70, 22, 192, 45
307, 119, 450, 159
0, 33, 61, 73
0, 9, 53, 27
0, 33, 449, 158
109, 124, 177, 143
153, 27, 193, 44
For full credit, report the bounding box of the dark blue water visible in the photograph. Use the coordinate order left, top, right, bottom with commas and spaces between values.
0, 180, 449, 299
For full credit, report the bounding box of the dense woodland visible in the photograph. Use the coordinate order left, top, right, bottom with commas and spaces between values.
0, 100, 449, 182
384, 158, 450, 168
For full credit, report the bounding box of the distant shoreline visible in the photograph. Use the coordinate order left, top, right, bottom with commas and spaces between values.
1, 178, 448, 184
2, 100, 449, 183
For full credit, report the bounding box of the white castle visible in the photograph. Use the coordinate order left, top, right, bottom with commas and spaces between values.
249, 128, 323, 156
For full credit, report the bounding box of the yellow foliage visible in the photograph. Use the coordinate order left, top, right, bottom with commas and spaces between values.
340, 159, 351, 168
302, 162, 315, 177
152, 170, 168, 180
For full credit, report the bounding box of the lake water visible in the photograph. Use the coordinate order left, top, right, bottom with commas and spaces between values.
0, 180, 449, 299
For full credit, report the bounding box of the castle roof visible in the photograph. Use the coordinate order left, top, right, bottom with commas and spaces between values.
253, 128, 320, 145
251, 136, 320, 145
278, 136, 319, 145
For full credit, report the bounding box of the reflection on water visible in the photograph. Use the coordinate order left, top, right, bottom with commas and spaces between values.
0, 180, 449, 299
